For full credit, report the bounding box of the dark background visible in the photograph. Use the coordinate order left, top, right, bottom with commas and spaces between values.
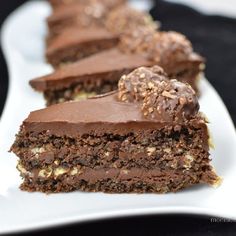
1, 0, 236, 235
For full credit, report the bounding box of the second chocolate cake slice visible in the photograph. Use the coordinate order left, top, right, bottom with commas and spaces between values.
12, 66, 220, 193
46, 27, 119, 68
30, 49, 153, 106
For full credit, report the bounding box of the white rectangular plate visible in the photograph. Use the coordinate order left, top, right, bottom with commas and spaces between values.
0, 1, 236, 234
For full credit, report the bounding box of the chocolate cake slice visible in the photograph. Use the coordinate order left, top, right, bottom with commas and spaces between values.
46, 6, 157, 67
11, 66, 220, 193
31, 49, 153, 106
46, 27, 119, 68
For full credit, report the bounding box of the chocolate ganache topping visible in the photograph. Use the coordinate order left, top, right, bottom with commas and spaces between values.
118, 66, 199, 122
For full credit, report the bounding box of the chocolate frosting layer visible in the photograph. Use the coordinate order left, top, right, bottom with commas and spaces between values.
23, 90, 205, 137
30, 49, 153, 91
23, 93, 161, 136
31, 166, 188, 184
66, 167, 199, 184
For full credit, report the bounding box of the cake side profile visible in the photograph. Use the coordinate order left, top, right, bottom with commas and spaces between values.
11, 66, 220, 193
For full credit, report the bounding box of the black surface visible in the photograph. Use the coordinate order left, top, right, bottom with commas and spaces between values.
1, 0, 236, 235
13, 215, 235, 236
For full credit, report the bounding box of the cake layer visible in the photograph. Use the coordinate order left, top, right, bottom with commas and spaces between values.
18, 165, 218, 193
